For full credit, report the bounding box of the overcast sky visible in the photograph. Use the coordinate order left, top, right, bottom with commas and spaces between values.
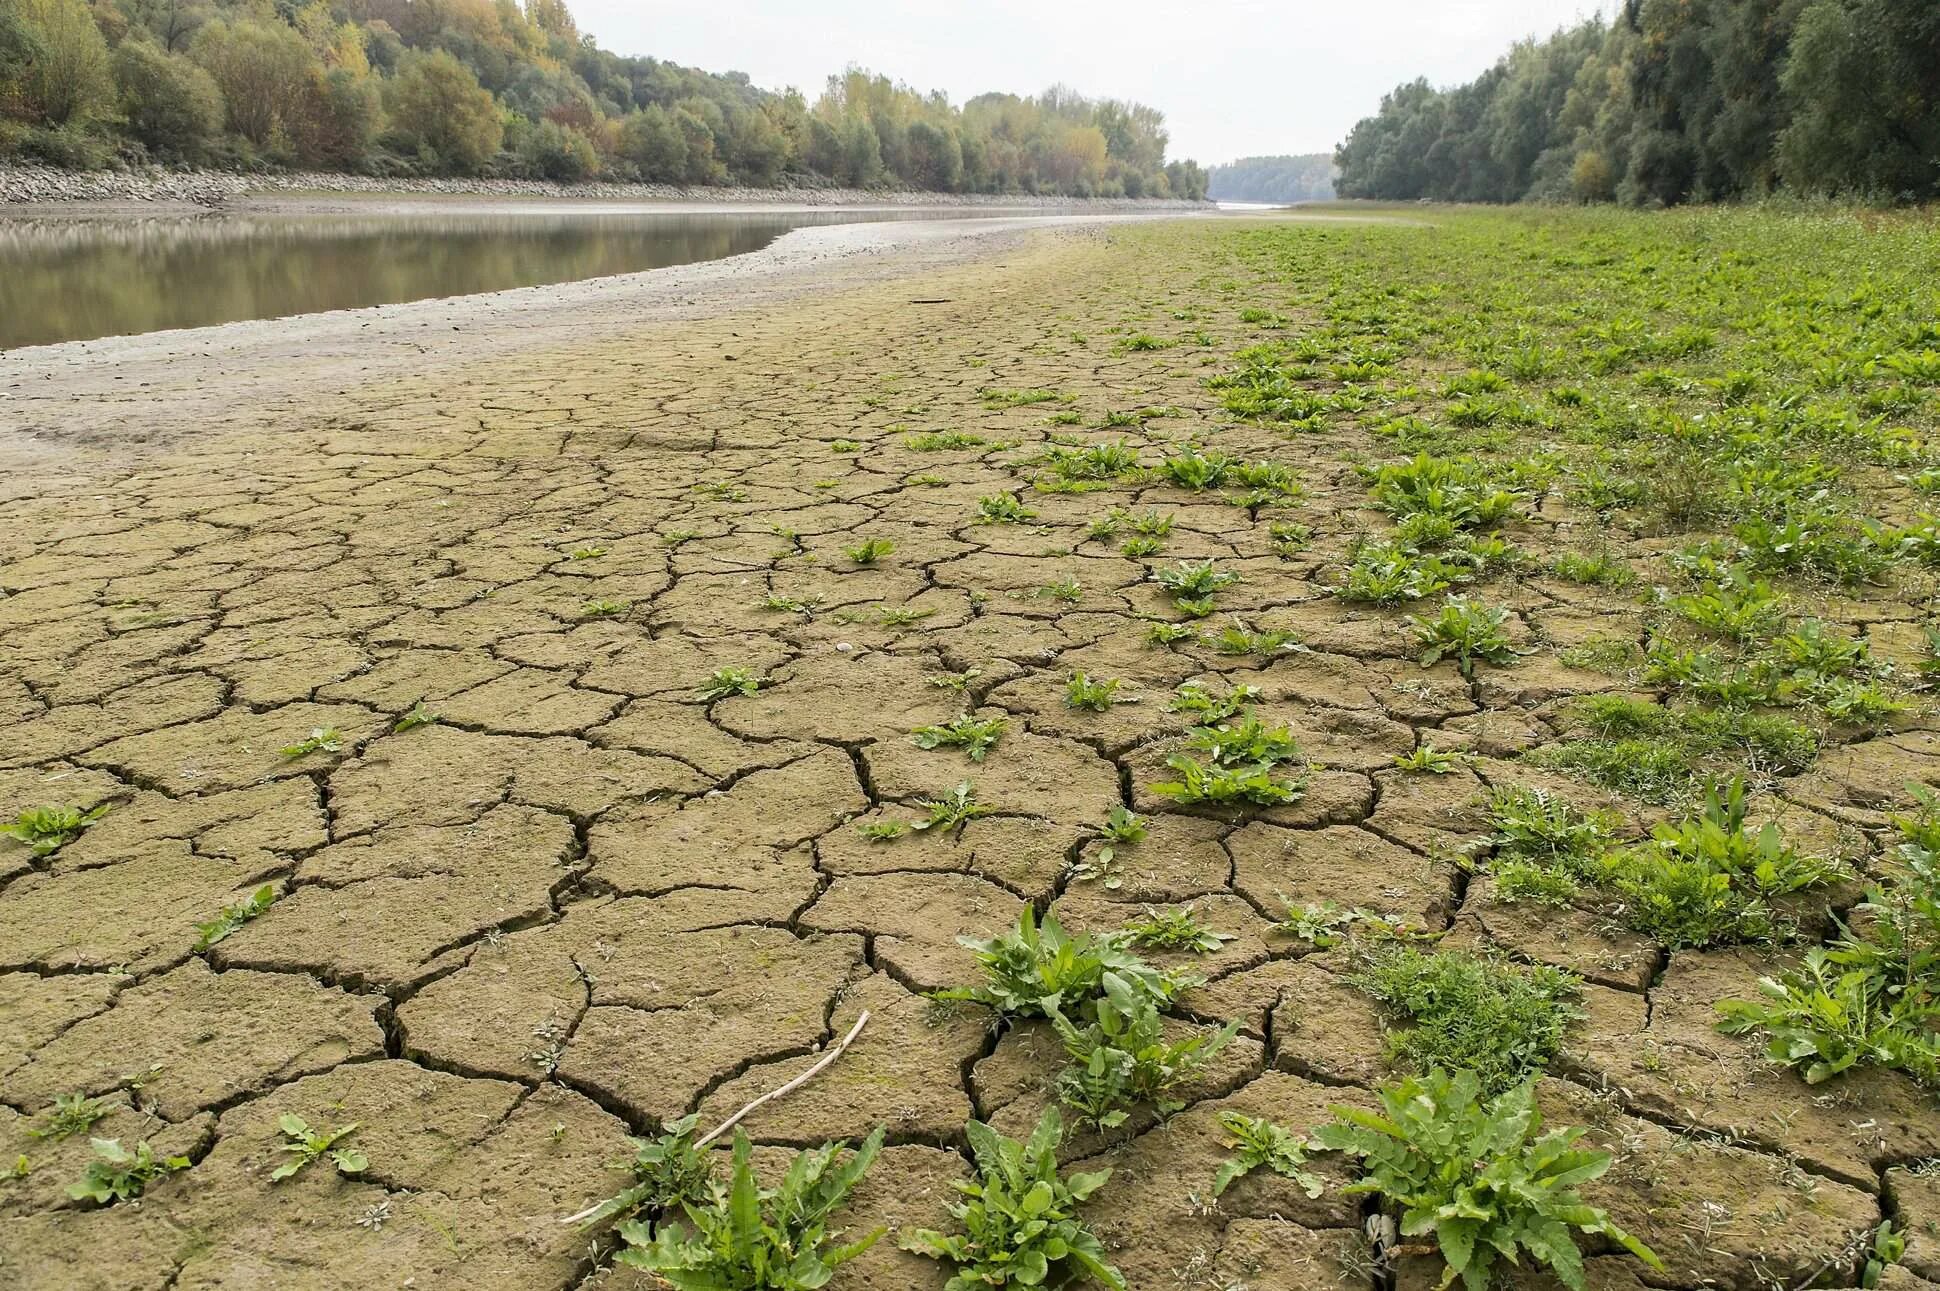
572, 0, 1616, 164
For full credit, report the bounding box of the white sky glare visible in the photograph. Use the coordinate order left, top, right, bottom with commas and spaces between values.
569, 1, 1615, 165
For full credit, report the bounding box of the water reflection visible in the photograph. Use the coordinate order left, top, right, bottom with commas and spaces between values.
0, 208, 965, 349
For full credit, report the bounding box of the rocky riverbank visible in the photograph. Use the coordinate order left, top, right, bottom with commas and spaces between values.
0, 162, 1206, 210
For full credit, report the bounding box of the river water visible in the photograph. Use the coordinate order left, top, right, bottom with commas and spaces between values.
0, 205, 1036, 350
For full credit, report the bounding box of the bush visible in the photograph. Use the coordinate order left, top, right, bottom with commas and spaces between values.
1, 0, 112, 128
112, 39, 223, 159
517, 117, 598, 182
383, 49, 502, 175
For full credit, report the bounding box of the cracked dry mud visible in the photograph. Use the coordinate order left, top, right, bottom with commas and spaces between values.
3, 216, 1937, 1291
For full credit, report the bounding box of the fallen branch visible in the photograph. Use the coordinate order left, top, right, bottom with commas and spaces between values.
697, 1009, 870, 1148
559, 1009, 872, 1225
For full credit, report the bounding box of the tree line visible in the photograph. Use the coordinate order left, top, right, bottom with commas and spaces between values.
0, 0, 1208, 198
1206, 154, 1334, 204
1334, 0, 1939, 206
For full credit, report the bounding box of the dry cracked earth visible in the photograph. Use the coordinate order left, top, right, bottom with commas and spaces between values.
2, 218, 1937, 1291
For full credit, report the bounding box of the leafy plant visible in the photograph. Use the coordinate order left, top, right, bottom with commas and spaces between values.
4, 803, 109, 857
844, 537, 895, 564
1408, 599, 1516, 675
193, 884, 276, 951
1071, 806, 1147, 888
912, 715, 1008, 763
280, 727, 343, 759
572, 1114, 715, 1229
269, 1114, 367, 1182
1392, 745, 1470, 773
615, 1128, 885, 1289
900, 1109, 1124, 1291
67, 1139, 188, 1207
1153, 559, 1238, 602
1167, 680, 1260, 724
1311, 1071, 1661, 1291
1121, 903, 1235, 954
28, 1092, 113, 1142
1604, 780, 1849, 947
393, 700, 440, 733
911, 782, 994, 835
698, 666, 766, 701
1161, 446, 1235, 491
1047, 972, 1239, 1129
580, 599, 630, 619
1208, 623, 1298, 656
1064, 672, 1120, 712
1209, 1112, 1323, 1198
937, 907, 1191, 1020
977, 494, 1038, 524
1353, 948, 1583, 1094
856, 820, 908, 843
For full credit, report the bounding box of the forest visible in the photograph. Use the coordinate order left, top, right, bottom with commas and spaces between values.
0, 0, 1209, 197
1334, 0, 1939, 206
1205, 153, 1333, 204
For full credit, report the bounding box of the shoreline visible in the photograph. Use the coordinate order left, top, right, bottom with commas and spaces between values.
0, 209, 1204, 455
0, 162, 1208, 215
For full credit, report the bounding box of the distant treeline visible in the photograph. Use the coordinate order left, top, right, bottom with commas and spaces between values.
1206, 154, 1333, 204
1335, 0, 1940, 206
0, 0, 1208, 198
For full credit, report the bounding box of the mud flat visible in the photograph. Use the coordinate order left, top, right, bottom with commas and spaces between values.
0, 207, 1933, 1290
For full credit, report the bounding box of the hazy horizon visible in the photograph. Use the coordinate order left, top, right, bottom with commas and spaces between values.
572, 0, 1618, 165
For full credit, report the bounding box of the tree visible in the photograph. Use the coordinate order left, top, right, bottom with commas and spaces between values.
384, 47, 502, 173
1779, 0, 1940, 199
618, 103, 684, 181
112, 37, 223, 157
1, 0, 114, 127
189, 16, 317, 149
517, 115, 595, 180
838, 113, 879, 186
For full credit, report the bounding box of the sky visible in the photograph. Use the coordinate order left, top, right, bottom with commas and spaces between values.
571, 0, 1618, 165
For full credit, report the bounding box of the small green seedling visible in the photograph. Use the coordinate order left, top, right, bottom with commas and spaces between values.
901, 1109, 1124, 1291
4, 803, 110, 857
270, 1114, 367, 1182
568, 546, 606, 560
911, 715, 1008, 762
280, 728, 343, 759
976, 494, 1038, 524
1071, 805, 1147, 888
394, 701, 439, 733
1209, 1112, 1322, 1198
1041, 575, 1084, 603
845, 537, 895, 564
1065, 672, 1121, 712
569, 1113, 713, 1228
580, 599, 629, 619
29, 1092, 113, 1142
193, 884, 276, 951
1409, 598, 1517, 675
856, 820, 908, 843
831, 439, 863, 454
1392, 744, 1471, 774
912, 783, 993, 834
1123, 903, 1236, 954
697, 667, 765, 701
67, 1139, 187, 1207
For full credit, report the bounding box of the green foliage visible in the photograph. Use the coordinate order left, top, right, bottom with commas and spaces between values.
1048, 972, 1239, 1130
112, 40, 223, 159
615, 1128, 885, 1290
1152, 559, 1238, 602
1408, 598, 1517, 675
573, 1114, 715, 1229
66, 1138, 187, 1207
269, 1114, 366, 1183
4, 802, 108, 856
1393, 744, 1470, 774
1121, 903, 1234, 954
28, 1092, 112, 1142
912, 782, 993, 835
580, 598, 629, 619
1353, 949, 1583, 1094
1167, 680, 1260, 724
911, 715, 1008, 762
844, 536, 894, 564
1717, 793, 1940, 1086
1311, 1071, 1660, 1291
1209, 1112, 1322, 1198
1071, 806, 1146, 888
280, 727, 342, 759
1064, 672, 1119, 712
394, 700, 440, 733
976, 494, 1038, 525
900, 1109, 1124, 1291
697, 667, 765, 701
1154, 712, 1309, 807
1603, 780, 1850, 947
937, 907, 1193, 1020
856, 820, 908, 843
192, 884, 276, 951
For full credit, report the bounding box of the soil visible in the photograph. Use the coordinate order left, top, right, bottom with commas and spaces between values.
0, 211, 1934, 1289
